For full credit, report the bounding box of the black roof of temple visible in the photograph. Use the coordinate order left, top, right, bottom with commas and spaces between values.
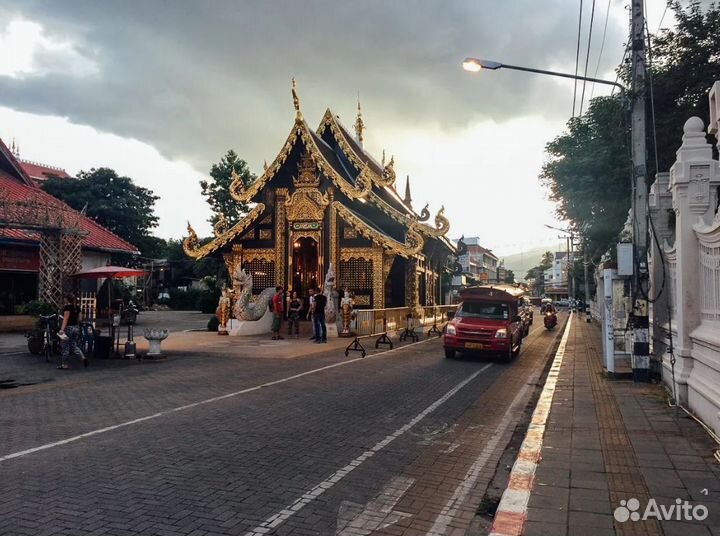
341, 203, 407, 246
308, 130, 358, 185
325, 117, 416, 217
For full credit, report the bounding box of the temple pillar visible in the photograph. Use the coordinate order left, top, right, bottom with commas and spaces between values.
405, 257, 419, 313
275, 188, 288, 288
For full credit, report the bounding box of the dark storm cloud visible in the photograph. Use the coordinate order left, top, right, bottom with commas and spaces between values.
0, 0, 626, 172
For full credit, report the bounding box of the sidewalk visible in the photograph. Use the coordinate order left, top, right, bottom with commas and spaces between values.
491, 316, 720, 536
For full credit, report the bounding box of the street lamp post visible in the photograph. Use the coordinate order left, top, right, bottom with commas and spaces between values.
467, 56, 648, 376
462, 58, 626, 94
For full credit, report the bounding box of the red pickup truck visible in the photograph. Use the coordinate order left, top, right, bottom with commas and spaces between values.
443, 285, 526, 362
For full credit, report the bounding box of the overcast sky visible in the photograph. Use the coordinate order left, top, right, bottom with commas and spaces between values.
0, 0, 672, 256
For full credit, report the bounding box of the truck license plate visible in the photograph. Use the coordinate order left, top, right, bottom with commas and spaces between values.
465, 342, 485, 349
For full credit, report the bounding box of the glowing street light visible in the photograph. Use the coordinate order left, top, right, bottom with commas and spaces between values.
462, 57, 625, 93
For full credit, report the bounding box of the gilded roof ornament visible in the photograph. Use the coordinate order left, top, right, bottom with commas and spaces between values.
263, 160, 268, 171
184, 203, 267, 259
424, 205, 450, 236
418, 203, 431, 222
291, 77, 302, 119
213, 213, 229, 236
403, 176, 412, 205
354, 99, 365, 146
382, 155, 396, 187
183, 221, 200, 256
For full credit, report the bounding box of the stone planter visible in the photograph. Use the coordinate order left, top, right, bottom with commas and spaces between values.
143, 328, 169, 358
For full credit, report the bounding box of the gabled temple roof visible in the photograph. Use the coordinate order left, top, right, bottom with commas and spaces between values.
184, 85, 456, 259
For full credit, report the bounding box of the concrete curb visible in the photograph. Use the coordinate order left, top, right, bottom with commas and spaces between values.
488, 315, 573, 536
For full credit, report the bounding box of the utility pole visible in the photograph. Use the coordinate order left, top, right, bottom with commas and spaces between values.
583, 239, 592, 322
631, 0, 650, 382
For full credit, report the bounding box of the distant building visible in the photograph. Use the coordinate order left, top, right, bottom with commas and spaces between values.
458, 237, 499, 282
543, 251, 569, 300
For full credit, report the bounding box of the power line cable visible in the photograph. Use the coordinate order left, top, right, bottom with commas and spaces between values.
579, 0, 597, 115
590, 0, 612, 100
572, 0, 584, 117
656, 1, 670, 33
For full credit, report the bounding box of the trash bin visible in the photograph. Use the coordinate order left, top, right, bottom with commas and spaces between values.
94, 335, 113, 359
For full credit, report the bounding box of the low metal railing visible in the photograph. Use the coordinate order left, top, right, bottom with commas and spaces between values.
344, 304, 458, 357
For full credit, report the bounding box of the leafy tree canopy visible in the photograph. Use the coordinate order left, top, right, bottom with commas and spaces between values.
541, 1, 720, 258
41, 167, 160, 255
200, 150, 256, 226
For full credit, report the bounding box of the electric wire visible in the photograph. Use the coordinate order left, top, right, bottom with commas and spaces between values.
590, 0, 613, 100
579, 0, 597, 114
656, 1, 670, 33
572, 0, 584, 117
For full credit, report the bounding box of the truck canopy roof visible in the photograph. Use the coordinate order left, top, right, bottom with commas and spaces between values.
459, 285, 526, 303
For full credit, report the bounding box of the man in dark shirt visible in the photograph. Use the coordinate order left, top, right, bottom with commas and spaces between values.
313, 289, 327, 343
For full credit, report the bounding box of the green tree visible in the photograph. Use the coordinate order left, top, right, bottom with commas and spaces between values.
539, 251, 554, 271
541, 96, 632, 259
200, 150, 256, 226
540, 1, 720, 258
505, 269, 515, 284
41, 167, 160, 255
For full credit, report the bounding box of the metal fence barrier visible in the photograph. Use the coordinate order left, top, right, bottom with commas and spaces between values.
344, 304, 457, 357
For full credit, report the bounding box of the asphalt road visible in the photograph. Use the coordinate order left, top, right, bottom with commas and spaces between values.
0, 313, 567, 536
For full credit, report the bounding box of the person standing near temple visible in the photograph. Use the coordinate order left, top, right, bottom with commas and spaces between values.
307, 288, 319, 341
313, 287, 327, 344
271, 286, 284, 340
57, 293, 88, 369
288, 291, 302, 338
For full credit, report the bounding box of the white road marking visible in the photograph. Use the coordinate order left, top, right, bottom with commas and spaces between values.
0, 337, 436, 463
425, 381, 532, 536
336, 475, 415, 535
243, 364, 494, 536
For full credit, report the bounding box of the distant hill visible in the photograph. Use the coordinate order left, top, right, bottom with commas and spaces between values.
500, 243, 564, 280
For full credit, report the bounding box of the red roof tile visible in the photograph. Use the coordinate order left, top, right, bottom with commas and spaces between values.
19, 160, 72, 182
0, 170, 139, 254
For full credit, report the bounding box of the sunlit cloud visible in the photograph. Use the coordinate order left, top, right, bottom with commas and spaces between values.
0, 18, 98, 78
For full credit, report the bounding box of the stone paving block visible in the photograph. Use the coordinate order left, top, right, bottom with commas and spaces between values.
526, 506, 568, 525
523, 520, 568, 536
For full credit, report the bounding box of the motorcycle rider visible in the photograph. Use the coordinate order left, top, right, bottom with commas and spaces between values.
543, 303, 558, 329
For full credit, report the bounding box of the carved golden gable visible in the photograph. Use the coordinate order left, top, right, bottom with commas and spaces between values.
285, 188, 329, 222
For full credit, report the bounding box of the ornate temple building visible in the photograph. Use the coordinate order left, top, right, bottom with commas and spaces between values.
183, 82, 455, 309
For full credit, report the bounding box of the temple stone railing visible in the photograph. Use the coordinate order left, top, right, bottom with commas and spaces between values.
649, 81, 720, 435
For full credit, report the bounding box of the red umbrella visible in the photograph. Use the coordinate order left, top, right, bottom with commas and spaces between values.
73, 266, 148, 315
74, 266, 147, 279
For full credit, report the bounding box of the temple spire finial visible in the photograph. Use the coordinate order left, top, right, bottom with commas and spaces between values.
404, 175, 412, 206
354, 97, 365, 147
291, 77, 302, 120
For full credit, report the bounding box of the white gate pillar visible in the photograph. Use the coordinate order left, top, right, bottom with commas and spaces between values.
668, 117, 720, 402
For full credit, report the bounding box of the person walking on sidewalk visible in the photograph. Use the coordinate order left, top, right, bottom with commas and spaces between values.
313, 288, 327, 344
288, 291, 302, 338
307, 288, 319, 341
271, 286, 284, 340
57, 293, 88, 370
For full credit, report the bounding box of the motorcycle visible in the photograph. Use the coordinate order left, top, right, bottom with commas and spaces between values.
543, 311, 558, 330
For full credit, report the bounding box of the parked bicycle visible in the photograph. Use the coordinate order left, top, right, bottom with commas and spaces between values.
26, 313, 61, 362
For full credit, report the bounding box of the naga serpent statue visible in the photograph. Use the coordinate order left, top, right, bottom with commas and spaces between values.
232, 267, 277, 321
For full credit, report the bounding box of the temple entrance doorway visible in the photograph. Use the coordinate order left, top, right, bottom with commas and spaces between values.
291, 237, 319, 295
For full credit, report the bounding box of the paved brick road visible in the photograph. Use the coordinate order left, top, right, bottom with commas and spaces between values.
0, 314, 565, 536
